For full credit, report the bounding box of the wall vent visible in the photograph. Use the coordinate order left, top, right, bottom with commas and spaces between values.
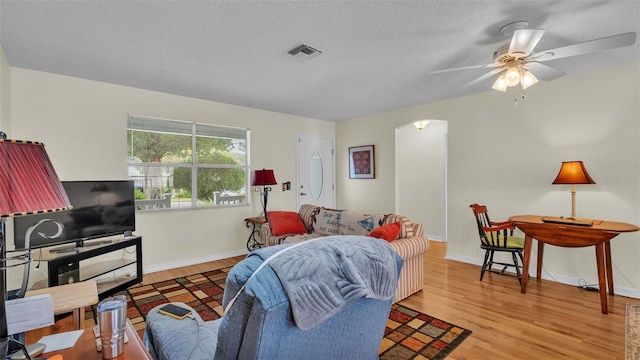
286, 43, 323, 61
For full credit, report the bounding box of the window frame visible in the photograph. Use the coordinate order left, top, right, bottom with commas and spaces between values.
127, 115, 250, 211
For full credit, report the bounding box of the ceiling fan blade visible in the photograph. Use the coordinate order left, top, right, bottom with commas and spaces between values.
461, 68, 504, 89
427, 63, 501, 76
525, 62, 566, 81
509, 29, 545, 57
534, 32, 636, 62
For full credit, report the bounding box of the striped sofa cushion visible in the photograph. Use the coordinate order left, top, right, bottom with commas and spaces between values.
411, 222, 424, 237
260, 225, 289, 247
383, 214, 414, 239
298, 204, 320, 233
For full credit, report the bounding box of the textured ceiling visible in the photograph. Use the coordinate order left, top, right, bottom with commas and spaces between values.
1, 1, 639, 121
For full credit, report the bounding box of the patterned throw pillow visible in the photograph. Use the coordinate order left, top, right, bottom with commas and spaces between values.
312, 207, 341, 236
339, 210, 386, 236
268, 211, 307, 236
368, 222, 402, 242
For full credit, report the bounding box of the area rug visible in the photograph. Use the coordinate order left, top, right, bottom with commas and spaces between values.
628, 303, 640, 360
95, 266, 471, 359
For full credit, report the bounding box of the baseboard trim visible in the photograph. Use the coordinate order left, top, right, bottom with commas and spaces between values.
143, 249, 247, 275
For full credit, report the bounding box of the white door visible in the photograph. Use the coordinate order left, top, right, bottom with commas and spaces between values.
297, 135, 335, 209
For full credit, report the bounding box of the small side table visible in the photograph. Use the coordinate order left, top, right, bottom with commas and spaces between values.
244, 216, 266, 251
39, 319, 152, 359
26, 279, 99, 330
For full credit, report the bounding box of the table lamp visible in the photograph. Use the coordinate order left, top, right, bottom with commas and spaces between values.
551, 161, 596, 218
0, 133, 72, 359
252, 169, 277, 221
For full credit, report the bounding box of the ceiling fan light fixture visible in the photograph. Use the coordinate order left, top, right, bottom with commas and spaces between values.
492, 74, 508, 92
505, 66, 521, 86
521, 70, 538, 89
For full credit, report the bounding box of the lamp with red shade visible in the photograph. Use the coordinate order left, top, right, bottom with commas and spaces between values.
252, 169, 277, 221
0, 132, 72, 359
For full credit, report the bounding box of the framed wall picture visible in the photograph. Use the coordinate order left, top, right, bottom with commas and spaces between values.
349, 145, 375, 179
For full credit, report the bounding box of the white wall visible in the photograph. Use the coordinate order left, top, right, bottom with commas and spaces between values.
5, 56, 640, 297
8, 68, 335, 275
337, 61, 640, 297
0, 45, 10, 131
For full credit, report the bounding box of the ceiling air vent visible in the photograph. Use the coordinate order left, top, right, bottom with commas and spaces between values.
286, 43, 323, 61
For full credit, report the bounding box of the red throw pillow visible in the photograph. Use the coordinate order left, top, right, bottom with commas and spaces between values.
268, 211, 307, 236
368, 222, 402, 242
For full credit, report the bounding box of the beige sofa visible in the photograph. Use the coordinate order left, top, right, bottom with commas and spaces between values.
260, 204, 430, 302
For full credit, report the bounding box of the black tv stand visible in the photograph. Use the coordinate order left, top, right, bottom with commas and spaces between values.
49, 239, 113, 254
33, 236, 142, 299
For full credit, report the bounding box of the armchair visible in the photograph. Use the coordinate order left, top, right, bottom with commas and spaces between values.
143, 237, 403, 360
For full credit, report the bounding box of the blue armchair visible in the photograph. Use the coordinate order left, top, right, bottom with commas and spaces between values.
143, 237, 403, 360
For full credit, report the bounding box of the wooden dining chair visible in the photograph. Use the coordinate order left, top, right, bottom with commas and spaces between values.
469, 203, 524, 284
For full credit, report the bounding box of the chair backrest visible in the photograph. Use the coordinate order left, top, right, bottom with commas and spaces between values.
469, 203, 511, 248
216, 241, 403, 360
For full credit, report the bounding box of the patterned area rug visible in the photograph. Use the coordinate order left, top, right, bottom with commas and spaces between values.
628, 304, 640, 360
96, 267, 471, 359
381, 304, 472, 360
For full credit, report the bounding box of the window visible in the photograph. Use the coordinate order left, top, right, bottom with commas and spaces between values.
127, 115, 249, 211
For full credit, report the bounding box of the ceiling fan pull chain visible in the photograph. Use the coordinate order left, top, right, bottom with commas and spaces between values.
513, 86, 529, 109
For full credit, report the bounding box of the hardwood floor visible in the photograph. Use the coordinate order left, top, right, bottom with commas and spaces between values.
113, 242, 640, 359
406, 241, 638, 360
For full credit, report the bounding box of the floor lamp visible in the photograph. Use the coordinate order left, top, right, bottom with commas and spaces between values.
0, 133, 72, 359
252, 169, 277, 221
552, 161, 596, 219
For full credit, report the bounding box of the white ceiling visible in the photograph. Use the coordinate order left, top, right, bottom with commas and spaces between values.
1, 1, 639, 121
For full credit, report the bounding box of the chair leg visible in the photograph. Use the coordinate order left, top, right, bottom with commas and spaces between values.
488, 251, 495, 273
512, 252, 522, 284
517, 250, 524, 282
481, 249, 524, 286
480, 250, 492, 281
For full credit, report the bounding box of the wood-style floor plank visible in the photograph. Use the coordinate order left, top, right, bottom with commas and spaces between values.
403, 241, 639, 360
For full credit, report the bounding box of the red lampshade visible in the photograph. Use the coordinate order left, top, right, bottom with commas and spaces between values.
1, 136, 71, 359
551, 161, 596, 185
252, 169, 277, 186
0, 138, 72, 217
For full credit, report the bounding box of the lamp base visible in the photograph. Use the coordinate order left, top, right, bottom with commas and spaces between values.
262, 189, 269, 221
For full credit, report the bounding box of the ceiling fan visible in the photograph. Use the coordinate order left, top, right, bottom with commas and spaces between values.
427, 21, 637, 92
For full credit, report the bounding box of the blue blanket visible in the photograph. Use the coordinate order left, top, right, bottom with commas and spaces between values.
250, 235, 399, 330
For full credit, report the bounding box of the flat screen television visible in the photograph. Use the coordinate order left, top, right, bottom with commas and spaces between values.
13, 180, 135, 250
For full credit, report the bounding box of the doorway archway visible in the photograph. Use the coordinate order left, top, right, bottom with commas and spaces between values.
395, 120, 448, 242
